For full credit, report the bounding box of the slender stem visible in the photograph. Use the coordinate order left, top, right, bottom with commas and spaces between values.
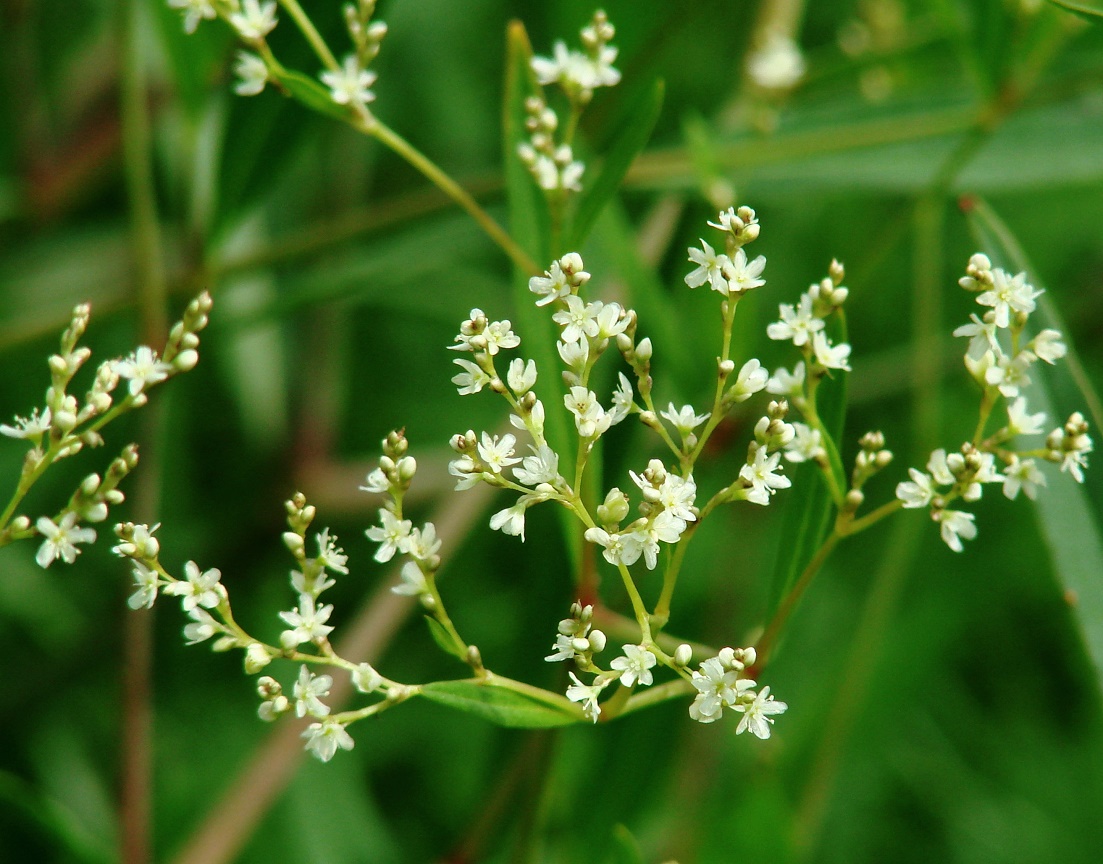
841, 498, 903, 536
610, 679, 695, 719
616, 562, 651, 642
652, 522, 697, 626
755, 530, 841, 667
277, 0, 338, 71
365, 121, 541, 275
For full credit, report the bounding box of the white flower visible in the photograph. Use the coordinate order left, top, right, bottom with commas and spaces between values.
112, 522, 161, 559
734, 686, 788, 739
365, 509, 412, 562
233, 51, 268, 96
483, 320, 520, 355
660, 403, 710, 436
489, 498, 530, 540
565, 672, 606, 723
746, 34, 805, 90
353, 663, 383, 693
689, 657, 753, 724
452, 358, 491, 395
895, 469, 936, 508
478, 432, 521, 473
936, 509, 977, 552
531, 41, 573, 85
984, 352, 1031, 398
359, 467, 389, 494
728, 358, 769, 403
302, 720, 355, 762
35, 513, 96, 568
168, 0, 216, 34
723, 248, 767, 295
766, 363, 806, 397
557, 338, 589, 371
293, 666, 333, 719
584, 527, 643, 567
783, 422, 822, 463
392, 561, 428, 596
739, 448, 791, 505
529, 260, 574, 306
514, 444, 559, 487
127, 562, 160, 610
927, 449, 955, 485
610, 644, 657, 687
1007, 397, 1046, 436
114, 346, 172, 396
552, 296, 602, 344
406, 522, 441, 562
229, 0, 278, 40
685, 240, 731, 294
811, 331, 852, 371
1002, 456, 1045, 501
0, 407, 51, 439
315, 527, 348, 575
638, 510, 686, 570
320, 55, 377, 106
182, 607, 222, 645
953, 313, 998, 360
656, 474, 698, 524
279, 594, 335, 648
1029, 329, 1067, 364
564, 387, 611, 438
609, 373, 634, 425
164, 560, 224, 611
507, 358, 538, 395
766, 294, 823, 346
593, 302, 629, 340
977, 269, 1042, 329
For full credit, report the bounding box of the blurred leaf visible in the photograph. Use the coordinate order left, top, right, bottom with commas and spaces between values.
424, 615, 467, 661
421, 679, 582, 728
1047, 0, 1103, 22
276, 69, 351, 123
568, 79, 664, 249
0, 770, 113, 864
605, 824, 645, 864
967, 198, 1103, 693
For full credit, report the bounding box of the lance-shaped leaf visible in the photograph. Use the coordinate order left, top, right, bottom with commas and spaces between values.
421, 678, 583, 728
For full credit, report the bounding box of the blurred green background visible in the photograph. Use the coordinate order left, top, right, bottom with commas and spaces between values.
2, 0, 1103, 862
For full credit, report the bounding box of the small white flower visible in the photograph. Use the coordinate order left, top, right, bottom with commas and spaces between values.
811, 331, 852, 371
229, 0, 278, 40
489, 498, 530, 540
565, 672, 607, 723
168, 0, 216, 34
478, 432, 521, 473
359, 467, 389, 494
35, 513, 96, 568
953, 313, 999, 360
723, 248, 767, 295
406, 523, 441, 562
483, 320, 521, 355
584, 526, 644, 567
320, 55, 377, 106
609, 373, 635, 425
293, 665, 333, 718
1007, 397, 1046, 436
302, 720, 355, 762
746, 33, 805, 90
316, 527, 348, 575
1002, 456, 1045, 501
564, 387, 611, 438
127, 562, 160, 610
365, 509, 412, 563
656, 473, 698, 524
767, 294, 823, 346
353, 663, 383, 693
734, 686, 788, 739
739, 448, 791, 505
552, 296, 602, 344
977, 269, 1042, 329
766, 363, 806, 398
689, 657, 753, 724
927, 449, 955, 485
936, 509, 977, 553
895, 469, 936, 508
279, 594, 335, 648
182, 607, 222, 645
514, 444, 560, 487
0, 407, 51, 440
783, 422, 823, 463
984, 352, 1031, 398
507, 358, 538, 395
728, 358, 769, 403
660, 403, 710, 436
1029, 329, 1067, 364
685, 240, 731, 294
610, 644, 657, 687
557, 338, 589, 370
112, 522, 161, 560
593, 302, 629, 340
164, 560, 224, 611
114, 346, 172, 396
452, 358, 491, 395
392, 561, 428, 596
233, 51, 268, 96
528, 260, 573, 306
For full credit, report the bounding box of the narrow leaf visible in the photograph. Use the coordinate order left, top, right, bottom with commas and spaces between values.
1047, 0, 1103, 22
568, 79, 665, 248
275, 69, 351, 122
423, 616, 466, 661
420, 679, 582, 728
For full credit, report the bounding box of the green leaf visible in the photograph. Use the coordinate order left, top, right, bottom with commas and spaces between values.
276, 69, 351, 123
966, 197, 1103, 694
420, 679, 583, 728
424, 615, 466, 661
1047, 0, 1103, 22
568, 79, 665, 249
605, 824, 645, 864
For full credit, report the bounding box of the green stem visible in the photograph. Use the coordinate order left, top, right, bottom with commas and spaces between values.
841, 498, 903, 536
611, 679, 695, 719
616, 562, 651, 642
366, 121, 541, 275
652, 522, 697, 626
277, 0, 338, 71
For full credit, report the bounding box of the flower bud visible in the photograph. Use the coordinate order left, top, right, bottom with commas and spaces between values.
245, 643, 273, 673
588, 629, 607, 654
674, 644, 692, 667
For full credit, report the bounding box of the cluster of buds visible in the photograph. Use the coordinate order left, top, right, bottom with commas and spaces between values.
1046, 411, 1093, 483
361, 430, 418, 498
517, 96, 583, 193
545, 602, 607, 665
531, 9, 621, 104
851, 430, 893, 490
343, 0, 388, 67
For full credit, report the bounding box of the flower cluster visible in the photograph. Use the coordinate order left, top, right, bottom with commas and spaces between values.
320, 0, 388, 113
0, 293, 210, 568
519, 11, 621, 195
894, 254, 1089, 552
